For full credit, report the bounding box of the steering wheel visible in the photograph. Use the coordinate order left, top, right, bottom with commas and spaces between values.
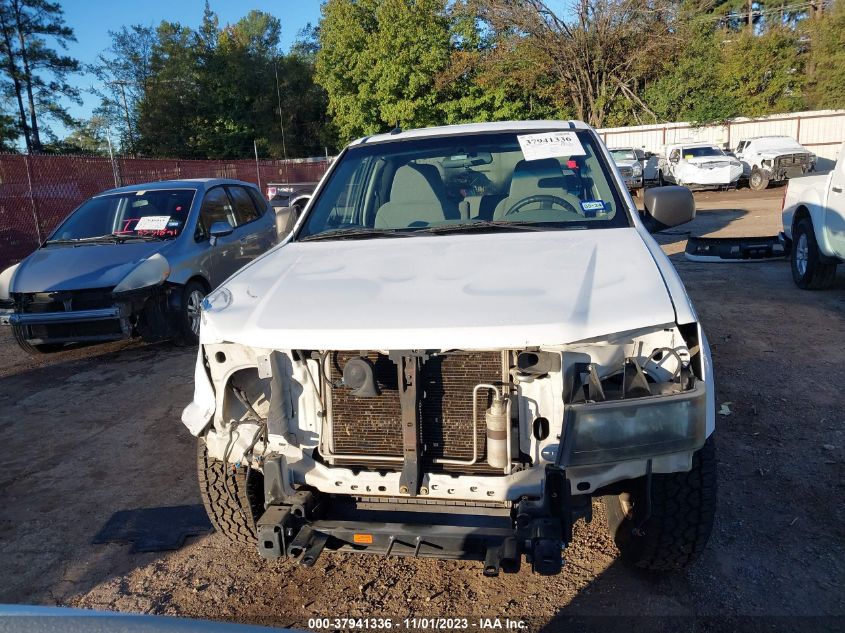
504, 194, 580, 217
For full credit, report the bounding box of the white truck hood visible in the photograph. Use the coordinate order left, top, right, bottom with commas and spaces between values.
202, 228, 677, 350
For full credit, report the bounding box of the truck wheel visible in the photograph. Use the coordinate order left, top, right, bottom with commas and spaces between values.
197, 440, 265, 544
11, 324, 63, 355
749, 168, 769, 191
173, 280, 206, 347
791, 219, 837, 290
603, 436, 716, 571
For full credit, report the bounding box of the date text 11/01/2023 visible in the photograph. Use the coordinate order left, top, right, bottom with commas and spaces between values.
307, 617, 529, 630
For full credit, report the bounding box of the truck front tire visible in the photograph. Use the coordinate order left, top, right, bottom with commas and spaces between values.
603, 436, 716, 571
749, 168, 769, 191
791, 218, 837, 290
197, 440, 265, 544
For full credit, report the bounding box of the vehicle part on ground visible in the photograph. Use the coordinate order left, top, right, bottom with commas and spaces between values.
684, 235, 786, 262
791, 219, 837, 289
184, 121, 715, 575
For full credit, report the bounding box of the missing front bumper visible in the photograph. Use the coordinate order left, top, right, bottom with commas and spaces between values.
257, 462, 588, 576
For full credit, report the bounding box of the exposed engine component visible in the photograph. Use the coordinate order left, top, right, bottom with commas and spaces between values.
516, 350, 561, 376
485, 393, 509, 469
342, 356, 381, 397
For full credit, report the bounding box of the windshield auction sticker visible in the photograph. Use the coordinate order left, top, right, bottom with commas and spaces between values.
134, 216, 171, 231
517, 131, 586, 161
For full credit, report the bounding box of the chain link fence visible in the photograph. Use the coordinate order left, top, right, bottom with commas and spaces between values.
0, 154, 330, 270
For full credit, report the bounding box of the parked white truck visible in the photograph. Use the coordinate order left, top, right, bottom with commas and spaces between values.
734, 136, 816, 191
781, 142, 845, 289
657, 142, 742, 190
182, 121, 717, 576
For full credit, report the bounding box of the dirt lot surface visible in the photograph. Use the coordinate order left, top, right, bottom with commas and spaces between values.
1, 187, 843, 631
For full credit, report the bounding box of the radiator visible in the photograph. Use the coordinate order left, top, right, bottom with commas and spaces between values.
328, 351, 505, 474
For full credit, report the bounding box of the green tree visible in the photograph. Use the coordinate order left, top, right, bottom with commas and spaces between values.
135, 20, 199, 157
46, 114, 111, 154
315, 0, 453, 142
0, 109, 17, 150
476, 0, 674, 128
719, 27, 805, 116
90, 24, 157, 153
643, 21, 740, 123
804, 0, 845, 109
0, 0, 80, 153
126, 5, 332, 159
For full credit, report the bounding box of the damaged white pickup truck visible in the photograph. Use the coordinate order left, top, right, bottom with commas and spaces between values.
182, 121, 716, 576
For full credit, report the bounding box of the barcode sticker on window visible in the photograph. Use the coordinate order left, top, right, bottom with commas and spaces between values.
134, 216, 170, 231
517, 131, 586, 161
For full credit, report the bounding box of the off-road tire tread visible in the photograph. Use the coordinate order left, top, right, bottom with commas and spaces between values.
196, 441, 264, 544
792, 219, 837, 290
604, 437, 716, 571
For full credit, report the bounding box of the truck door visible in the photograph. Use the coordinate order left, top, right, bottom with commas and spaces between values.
824, 150, 845, 258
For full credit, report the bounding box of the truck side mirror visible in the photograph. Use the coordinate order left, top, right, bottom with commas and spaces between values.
641, 186, 695, 232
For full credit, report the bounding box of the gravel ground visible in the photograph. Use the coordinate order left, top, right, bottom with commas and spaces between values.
0, 187, 843, 631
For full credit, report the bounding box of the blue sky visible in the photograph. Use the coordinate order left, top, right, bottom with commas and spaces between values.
59, 0, 323, 133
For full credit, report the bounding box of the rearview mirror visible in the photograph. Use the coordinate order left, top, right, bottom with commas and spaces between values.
209, 221, 234, 245
642, 186, 695, 232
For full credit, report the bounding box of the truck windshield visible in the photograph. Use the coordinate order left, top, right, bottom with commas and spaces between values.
47, 189, 196, 243
610, 149, 636, 161
297, 130, 630, 240
682, 146, 725, 158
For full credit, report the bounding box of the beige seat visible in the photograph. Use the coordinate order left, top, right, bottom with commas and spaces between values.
375, 164, 453, 229
493, 158, 581, 220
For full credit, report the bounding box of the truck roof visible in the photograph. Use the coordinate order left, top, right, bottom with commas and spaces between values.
350, 120, 593, 146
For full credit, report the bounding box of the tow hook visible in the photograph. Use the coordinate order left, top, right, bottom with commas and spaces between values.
528, 518, 563, 575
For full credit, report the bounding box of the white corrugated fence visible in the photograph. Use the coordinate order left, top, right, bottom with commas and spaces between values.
598, 109, 845, 170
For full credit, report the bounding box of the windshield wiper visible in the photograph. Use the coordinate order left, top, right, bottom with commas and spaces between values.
299, 227, 412, 242
46, 233, 166, 245
417, 220, 583, 235
45, 234, 121, 244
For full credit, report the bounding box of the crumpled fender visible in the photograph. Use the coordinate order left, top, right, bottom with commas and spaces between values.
181, 347, 215, 436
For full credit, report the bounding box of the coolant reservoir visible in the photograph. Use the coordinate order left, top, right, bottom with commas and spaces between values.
485, 395, 509, 470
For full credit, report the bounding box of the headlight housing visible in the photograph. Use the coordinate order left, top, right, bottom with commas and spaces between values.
632, 163, 642, 175
113, 253, 170, 293
560, 382, 707, 467
0, 263, 20, 304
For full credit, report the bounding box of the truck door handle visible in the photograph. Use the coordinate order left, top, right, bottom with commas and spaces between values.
832, 187, 843, 194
